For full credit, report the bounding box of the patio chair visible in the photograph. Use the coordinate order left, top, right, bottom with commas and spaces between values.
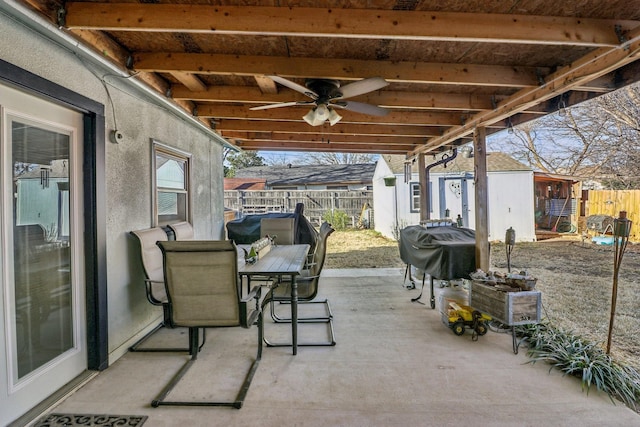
260, 217, 295, 245
129, 227, 190, 352
261, 221, 336, 347
151, 240, 263, 409
168, 221, 194, 240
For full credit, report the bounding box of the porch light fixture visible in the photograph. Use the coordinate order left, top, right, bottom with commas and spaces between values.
507, 118, 514, 134
303, 104, 342, 126
460, 145, 473, 158
558, 99, 567, 117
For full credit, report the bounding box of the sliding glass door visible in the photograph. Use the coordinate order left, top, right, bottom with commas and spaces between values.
0, 83, 86, 424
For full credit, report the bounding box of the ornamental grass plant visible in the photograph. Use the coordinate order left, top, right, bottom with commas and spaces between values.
517, 322, 640, 411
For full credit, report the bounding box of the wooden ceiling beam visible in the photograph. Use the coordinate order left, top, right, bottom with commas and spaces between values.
213, 120, 445, 137
220, 131, 424, 145
134, 53, 545, 88
172, 85, 501, 111
254, 75, 278, 94
411, 26, 640, 156
67, 29, 197, 114
198, 104, 464, 126
170, 72, 207, 92
232, 140, 416, 154
64, 3, 636, 47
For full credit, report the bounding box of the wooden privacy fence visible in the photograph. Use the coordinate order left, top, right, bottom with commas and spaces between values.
586, 189, 640, 242
224, 190, 374, 228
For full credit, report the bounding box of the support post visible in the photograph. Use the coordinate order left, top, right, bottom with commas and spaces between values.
418, 154, 428, 222
473, 127, 490, 272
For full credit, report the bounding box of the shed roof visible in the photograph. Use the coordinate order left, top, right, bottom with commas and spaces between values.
234, 163, 376, 187
383, 152, 532, 174
224, 178, 266, 190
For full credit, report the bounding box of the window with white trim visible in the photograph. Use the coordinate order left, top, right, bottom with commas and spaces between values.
410, 181, 431, 213
152, 141, 191, 226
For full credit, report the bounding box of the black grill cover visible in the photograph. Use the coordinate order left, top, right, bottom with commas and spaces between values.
399, 225, 477, 280
226, 211, 318, 250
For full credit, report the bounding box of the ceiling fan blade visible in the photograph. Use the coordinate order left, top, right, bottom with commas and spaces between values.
338, 101, 389, 116
267, 75, 318, 99
338, 77, 389, 99
250, 101, 312, 111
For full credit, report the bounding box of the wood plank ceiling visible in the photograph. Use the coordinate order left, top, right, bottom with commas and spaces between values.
20, 0, 640, 157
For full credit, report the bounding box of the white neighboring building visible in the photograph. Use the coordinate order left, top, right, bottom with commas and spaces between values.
373, 151, 536, 242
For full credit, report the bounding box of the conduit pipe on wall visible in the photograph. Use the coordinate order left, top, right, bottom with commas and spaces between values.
0, 0, 237, 151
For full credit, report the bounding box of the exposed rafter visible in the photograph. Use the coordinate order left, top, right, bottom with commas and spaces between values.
411, 25, 640, 156
64, 4, 632, 47
41, 1, 640, 156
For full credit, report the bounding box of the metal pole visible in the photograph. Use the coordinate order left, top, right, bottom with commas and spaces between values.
505, 227, 516, 273
394, 184, 398, 234
606, 211, 632, 354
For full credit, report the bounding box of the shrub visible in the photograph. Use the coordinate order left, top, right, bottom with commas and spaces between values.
322, 209, 349, 230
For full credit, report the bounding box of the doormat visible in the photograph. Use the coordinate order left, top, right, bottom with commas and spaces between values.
33, 413, 147, 426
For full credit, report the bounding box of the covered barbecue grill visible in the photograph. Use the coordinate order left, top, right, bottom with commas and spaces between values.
399, 225, 477, 308
226, 203, 317, 249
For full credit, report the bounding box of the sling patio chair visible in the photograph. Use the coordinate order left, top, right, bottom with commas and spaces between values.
167, 221, 194, 240
152, 240, 263, 408
260, 217, 295, 245
261, 221, 336, 347
129, 227, 192, 352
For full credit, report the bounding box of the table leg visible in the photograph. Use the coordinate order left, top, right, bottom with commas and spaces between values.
430, 276, 435, 309
291, 275, 298, 355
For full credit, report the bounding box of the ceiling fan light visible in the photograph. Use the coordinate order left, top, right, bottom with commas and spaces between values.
328, 108, 342, 126
303, 109, 317, 126
315, 104, 329, 119
303, 104, 342, 126
311, 113, 326, 126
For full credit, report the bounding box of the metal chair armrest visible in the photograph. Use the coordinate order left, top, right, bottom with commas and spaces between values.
240, 285, 262, 328
241, 285, 262, 303
144, 279, 166, 305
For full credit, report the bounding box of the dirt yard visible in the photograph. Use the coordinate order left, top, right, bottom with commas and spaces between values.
325, 229, 640, 370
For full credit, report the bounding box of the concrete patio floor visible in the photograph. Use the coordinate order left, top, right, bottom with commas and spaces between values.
32, 268, 639, 426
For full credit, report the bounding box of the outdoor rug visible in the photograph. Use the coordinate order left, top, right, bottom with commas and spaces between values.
33, 413, 147, 426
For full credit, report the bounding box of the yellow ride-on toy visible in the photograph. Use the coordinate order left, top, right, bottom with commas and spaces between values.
445, 300, 491, 337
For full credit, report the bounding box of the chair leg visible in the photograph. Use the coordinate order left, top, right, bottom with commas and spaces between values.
151, 320, 263, 408
130, 305, 192, 352
262, 294, 336, 347
129, 324, 205, 353
270, 299, 333, 323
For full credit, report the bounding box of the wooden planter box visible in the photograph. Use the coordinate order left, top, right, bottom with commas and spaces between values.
470, 281, 541, 326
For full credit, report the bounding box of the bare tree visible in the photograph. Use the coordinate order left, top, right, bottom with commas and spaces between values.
595, 85, 640, 188
489, 83, 640, 189
263, 153, 302, 166
299, 152, 377, 165
224, 150, 265, 177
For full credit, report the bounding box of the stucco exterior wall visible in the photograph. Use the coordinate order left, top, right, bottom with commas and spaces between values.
0, 13, 226, 357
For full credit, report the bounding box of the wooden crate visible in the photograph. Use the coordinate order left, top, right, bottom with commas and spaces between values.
470, 281, 541, 326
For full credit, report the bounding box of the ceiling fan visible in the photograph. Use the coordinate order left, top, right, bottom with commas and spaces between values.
250, 76, 390, 126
